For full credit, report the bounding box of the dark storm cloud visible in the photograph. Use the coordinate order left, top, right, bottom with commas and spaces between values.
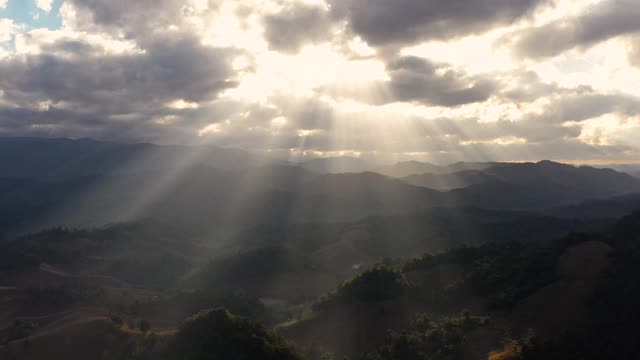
328, 0, 545, 47
508, 0, 640, 59
263, 4, 332, 53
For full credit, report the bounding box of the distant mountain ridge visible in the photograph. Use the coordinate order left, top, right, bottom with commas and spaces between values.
0, 137, 276, 180
593, 163, 640, 178
398, 160, 640, 203
376, 161, 499, 178
484, 160, 640, 199
0, 137, 639, 238
299, 157, 372, 174
401, 170, 498, 190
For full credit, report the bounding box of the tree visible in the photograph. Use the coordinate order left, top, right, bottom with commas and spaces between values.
162, 308, 303, 360
314, 265, 409, 312
365, 312, 489, 360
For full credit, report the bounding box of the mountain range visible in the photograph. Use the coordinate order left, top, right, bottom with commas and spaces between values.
0, 137, 639, 239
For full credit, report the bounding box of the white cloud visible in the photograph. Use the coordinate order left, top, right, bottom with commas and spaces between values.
0, 0, 8, 9
0, 19, 20, 44
35, 0, 53, 12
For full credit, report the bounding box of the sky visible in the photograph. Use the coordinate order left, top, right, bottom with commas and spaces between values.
0, 0, 639, 164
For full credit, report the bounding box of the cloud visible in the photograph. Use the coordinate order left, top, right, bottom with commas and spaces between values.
411, 114, 580, 145
328, 0, 545, 47
628, 35, 640, 68
0, 0, 242, 143
507, 0, 640, 59
263, 3, 332, 53
0, 0, 7, 9
62, 0, 217, 43
35, 0, 54, 12
0, 94, 244, 144
13, 28, 137, 57
0, 19, 21, 44
0, 0, 638, 163
385, 56, 497, 106
197, 87, 584, 154
321, 56, 497, 106
0, 30, 239, 141
499, 71, 567, 102
1, 33, 236, 107
541, 93, 640, 123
